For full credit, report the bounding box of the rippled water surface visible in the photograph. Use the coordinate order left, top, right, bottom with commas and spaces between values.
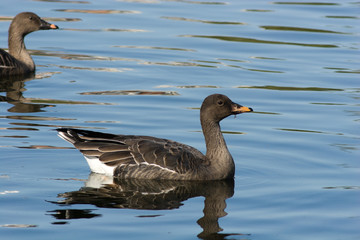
0, 0, 359, 239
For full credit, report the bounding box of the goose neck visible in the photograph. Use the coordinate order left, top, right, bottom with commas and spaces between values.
200, 114, 235, 179
201, 118, 230, 158
8, 28, 34, 71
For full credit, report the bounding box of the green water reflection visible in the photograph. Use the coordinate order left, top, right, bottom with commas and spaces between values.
271, 2, 339, 5
260, 26, 349, 34
162, 16, 245, 25
182, 35, 339, 48
236, 85, 343, 91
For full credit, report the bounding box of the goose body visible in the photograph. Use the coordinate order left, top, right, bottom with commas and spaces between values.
0, 12, 58, 76
57, 94, 253, 180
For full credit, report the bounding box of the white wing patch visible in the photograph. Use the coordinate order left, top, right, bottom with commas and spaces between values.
84, 156, 116, 176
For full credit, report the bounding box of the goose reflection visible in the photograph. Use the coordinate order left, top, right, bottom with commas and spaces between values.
0, 74, 52, 113
48, 173, 244, 239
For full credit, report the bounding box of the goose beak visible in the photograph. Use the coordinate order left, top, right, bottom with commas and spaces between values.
49, 24, 59, 29
231, 103, 253, 114
39, 19, 59, 30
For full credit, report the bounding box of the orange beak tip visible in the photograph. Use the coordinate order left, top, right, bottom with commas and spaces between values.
50, 24, 59, 29
239, 106, 253, 113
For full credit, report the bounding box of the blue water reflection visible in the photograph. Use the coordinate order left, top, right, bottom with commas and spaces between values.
0, 0, 359, 239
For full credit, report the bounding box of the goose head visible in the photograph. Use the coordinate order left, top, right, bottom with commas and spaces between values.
200, 94, 253, 123
9, 12, 58, 37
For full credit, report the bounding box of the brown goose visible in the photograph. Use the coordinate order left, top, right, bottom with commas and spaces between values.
57, 94, 253, 180
0, 12, 58, 76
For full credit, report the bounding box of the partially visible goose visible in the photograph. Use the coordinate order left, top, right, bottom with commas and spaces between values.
0, 12, 58, 76
57, 94, 253, 180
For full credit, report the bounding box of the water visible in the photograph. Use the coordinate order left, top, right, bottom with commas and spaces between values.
0, 0, 359, 239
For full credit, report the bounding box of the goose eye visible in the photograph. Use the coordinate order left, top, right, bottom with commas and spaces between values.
29, 16, 33, 20
217, 100, 224, 106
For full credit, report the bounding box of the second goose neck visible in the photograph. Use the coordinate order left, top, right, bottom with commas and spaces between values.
8, 29, 35, 71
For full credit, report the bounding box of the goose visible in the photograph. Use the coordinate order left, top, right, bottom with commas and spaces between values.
0, 12, 58, 76
57, 94, 253, 180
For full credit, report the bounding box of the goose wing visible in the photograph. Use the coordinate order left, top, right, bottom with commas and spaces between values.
0, 49, 29, 75
0, 49, 17, 69
57, 128, 206, 176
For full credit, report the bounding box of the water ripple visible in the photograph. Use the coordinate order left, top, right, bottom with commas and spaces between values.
276, 128, 344, 136
260, 25, 349, 35
1, 224, 37, 228
2, 115, 75, 121
118, 0, 159, 3
80, 90, 180, 96
54, 64, 132, 73
325, 15, 360, 19
63, 28, 147, 32
236, 85, 343, 91
162, 16, 245, 25
271, 2, 339, 6
33, 0, 90, 3
156, 84, 220, 89
181, 35, 339, 48
242, 9, 273, 12
140, 61, 217, 68
163, 0, 227, 5
55, 9, 141, 14
324, 67, 360, 74
113, 45, 196, 52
